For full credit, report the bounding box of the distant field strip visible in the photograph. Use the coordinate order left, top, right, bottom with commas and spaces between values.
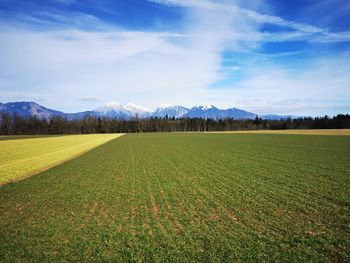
207, 129, 350, 136
0, 133, 349, 262
0, 135, 61, 141
0, 134, 123, 184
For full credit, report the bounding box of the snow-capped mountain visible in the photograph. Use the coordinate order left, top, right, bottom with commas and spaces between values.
198, 105, 216, 110
0, 101, 66, 120
93, 102, 150, 119
185, 105, 221, 119
94, 102, 130, 119
124, 103, 151, 118
0, 101, 300, 120
151, 104, 189, 118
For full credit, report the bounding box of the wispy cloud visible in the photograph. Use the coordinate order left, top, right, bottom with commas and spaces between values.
149, 0, 350, 43
0, 23, 220, 111
240, 9, 324, 34
312, 31, 350, 43
12, 11, 104, 31
0, 0, 349, 115
208, 52, 350, 115
78, 97, 99, 103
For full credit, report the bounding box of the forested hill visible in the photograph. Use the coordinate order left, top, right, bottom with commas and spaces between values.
0, 113, 349, 135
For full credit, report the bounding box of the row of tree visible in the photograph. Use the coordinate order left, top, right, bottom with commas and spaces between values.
1, 113, 349, 135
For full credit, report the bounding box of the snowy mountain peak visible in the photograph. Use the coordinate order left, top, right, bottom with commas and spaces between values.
94, 101, 126, 117
1, 101, 295, 121
124, 102, 151, 113
103, 101, 123, 110
152, 104, 189, 118
201, 104, 216, 110
158, 104, 175, 109
194, 104, 217, 110
95, 102, 153, 118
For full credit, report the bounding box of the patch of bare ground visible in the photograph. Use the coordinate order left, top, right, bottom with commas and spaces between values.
90, 202, 98, 217
153, 203, 159, 218
226, 210, 238, 222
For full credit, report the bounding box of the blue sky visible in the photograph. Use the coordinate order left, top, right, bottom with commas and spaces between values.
0, 0, 349, 116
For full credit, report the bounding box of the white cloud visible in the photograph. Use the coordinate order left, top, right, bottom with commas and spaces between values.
150, 0, 350, 43
313, 31, 350, 43
0, 0, 257, 111
0, 0, 349, 115
150, 0, 323, 33
205, 53, 350, 116
240, 9, 324, 33
13, 11, 106, 31
0, 23, 223, 111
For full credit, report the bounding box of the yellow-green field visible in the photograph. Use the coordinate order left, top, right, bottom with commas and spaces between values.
0, 134, 123, 184
0, 133, 349, 262
206, 129, 350, 136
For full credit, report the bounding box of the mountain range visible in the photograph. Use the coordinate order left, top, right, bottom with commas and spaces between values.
0, 101, 297, 120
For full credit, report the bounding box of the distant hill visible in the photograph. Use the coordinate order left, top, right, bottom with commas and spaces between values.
0, 101, 66, 120
185, 105, 256, 119
0, 101, 301, 120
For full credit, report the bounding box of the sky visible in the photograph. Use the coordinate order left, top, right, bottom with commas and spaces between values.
0, 0, 349, 116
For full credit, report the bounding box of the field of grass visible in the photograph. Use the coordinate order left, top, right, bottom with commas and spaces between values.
0, 134, 123, 184
1, 133, 349, 262
207, 129, 350, 136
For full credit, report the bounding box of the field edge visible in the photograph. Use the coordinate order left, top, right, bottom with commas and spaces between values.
0, 134, 125, 186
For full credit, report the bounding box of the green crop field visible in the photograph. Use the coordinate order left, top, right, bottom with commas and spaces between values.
0, 134, 123, 184
1, 133, 349, 262
208, 129, 350, 136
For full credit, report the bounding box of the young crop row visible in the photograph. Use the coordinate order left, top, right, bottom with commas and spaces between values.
0, 133, 349, 262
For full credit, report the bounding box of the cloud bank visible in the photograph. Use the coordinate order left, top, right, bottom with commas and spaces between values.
0, 0, 349, 115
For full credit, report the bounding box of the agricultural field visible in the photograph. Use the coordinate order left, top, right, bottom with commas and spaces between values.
209, 129, 350, 136
0, 134, 123, 184
0, 133, 349, 262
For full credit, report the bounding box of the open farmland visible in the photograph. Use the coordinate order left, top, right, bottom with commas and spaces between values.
208, 129, 350, 136
0, 133, 349, 262
0, 134, 123, 184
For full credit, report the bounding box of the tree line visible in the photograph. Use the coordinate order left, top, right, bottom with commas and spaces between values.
0, 113, 349, 135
